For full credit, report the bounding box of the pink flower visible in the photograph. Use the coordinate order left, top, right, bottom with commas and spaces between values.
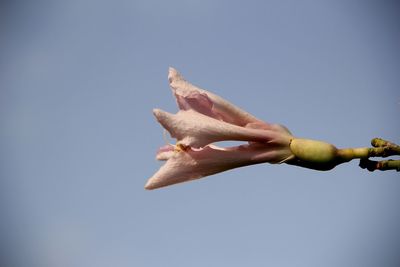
145, 68, 294, 190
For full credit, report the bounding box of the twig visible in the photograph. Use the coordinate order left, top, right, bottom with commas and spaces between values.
359, 159, 400, 172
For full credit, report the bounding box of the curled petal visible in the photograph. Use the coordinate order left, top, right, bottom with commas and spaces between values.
168, 67, 264, 127
145, 143, 294, 190
153, 108, 292, 148
174, 91, 220, 120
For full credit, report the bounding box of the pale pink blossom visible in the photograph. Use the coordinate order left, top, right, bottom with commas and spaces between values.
145, 68, 294, 190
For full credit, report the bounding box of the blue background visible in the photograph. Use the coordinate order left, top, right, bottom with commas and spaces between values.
1, 0, 399, 266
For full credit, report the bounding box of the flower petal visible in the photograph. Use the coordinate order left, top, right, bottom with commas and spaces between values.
174, 90, 220, 120
153, 108, 292, 148
245, 122, 293, 142
156, 145, 175, 161
145, 143, 294, 190
168, 67, 263, 127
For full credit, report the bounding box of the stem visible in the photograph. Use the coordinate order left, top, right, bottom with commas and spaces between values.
337, 145, 400, 162
336, 147, 370, 162
359, 159, 400, 172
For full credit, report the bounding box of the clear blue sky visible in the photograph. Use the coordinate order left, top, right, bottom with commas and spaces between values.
1, 1, 399, 266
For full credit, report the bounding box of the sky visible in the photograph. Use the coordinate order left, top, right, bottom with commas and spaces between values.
1, 0, 400, 266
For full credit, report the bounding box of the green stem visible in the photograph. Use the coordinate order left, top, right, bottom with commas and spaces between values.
336, 146, 399, 162
336, 148, 369, 162
359, 159, 400, 172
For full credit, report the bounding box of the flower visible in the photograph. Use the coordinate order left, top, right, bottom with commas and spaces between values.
145, 68, 294, 190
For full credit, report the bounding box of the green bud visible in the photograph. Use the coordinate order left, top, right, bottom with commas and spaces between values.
290, 138, 338, 164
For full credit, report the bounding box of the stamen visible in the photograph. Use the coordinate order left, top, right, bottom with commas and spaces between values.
174, 143, 189, 152
162, 130, 189, 152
